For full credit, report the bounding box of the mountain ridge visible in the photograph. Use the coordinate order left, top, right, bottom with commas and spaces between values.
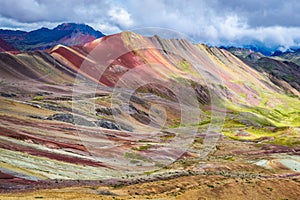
2, 23, 298, 56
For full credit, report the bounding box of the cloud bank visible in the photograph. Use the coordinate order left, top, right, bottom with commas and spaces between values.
0, 0, 300, 50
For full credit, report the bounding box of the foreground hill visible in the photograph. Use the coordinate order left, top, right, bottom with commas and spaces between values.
0, 23, 104, 51
0, 31, 299, 199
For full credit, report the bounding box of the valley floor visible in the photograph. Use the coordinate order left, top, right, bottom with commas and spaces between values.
1, 173, 300, 199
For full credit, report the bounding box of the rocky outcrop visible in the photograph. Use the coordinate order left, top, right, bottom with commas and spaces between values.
47, 113, 95, 127
95, 107, 121, 115
95, 119, 121, 130
47, 113, 122, 130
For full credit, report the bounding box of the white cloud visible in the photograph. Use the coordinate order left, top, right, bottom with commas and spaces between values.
0, 16, 59, 31
88, 22, 122, 34
108, 7, 134, 27
1, 0, 300, 49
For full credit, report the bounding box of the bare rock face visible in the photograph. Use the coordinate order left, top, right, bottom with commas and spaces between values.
47, 113, 121, 130
95, 107, 121, 115
0, 92, 16, 97
47, 113, 95, 127
95, 119, 121, 130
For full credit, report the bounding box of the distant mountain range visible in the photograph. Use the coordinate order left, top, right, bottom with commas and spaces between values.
223, 46, 300, 94
221, 44, 300, 57
0, 23, 105, 51
1, 22, 299, 57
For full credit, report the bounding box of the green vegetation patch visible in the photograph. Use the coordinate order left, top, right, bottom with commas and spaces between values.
131, 144, 152, 151
32, 95, 45, 101
124, 152, 152, 162
223, 126, 300, 147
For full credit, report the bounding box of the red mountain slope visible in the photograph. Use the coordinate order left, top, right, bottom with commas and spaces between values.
0, 38, 19, 53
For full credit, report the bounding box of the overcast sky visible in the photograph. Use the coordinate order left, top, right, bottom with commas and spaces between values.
0, 0, 300, 50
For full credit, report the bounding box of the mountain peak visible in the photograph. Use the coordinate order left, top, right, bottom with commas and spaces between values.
54, 23, 75, 30
54, 23, 88, 31
53, 23, 104, 38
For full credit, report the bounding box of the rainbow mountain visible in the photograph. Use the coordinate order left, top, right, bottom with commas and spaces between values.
0, 25, 299, 198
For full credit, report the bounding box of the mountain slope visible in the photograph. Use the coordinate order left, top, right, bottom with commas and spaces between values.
52, 32, 298, 102
49, 32, 300, 132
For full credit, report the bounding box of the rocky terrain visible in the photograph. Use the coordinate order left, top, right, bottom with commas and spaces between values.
0, 29, 299, 199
